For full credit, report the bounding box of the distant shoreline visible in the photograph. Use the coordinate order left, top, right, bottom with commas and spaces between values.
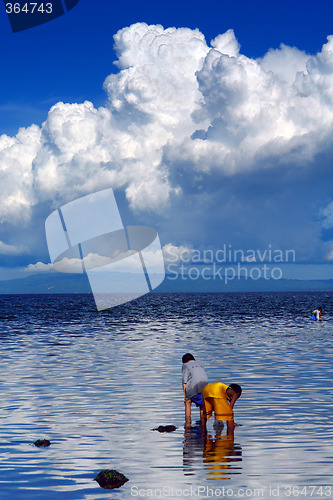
0, 273, 333, 295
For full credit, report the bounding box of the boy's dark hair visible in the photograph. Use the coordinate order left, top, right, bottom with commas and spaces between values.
229, 384, 242, 396
182, 353, 195, 363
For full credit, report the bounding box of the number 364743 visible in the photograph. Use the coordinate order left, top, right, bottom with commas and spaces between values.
5, 3, 53, 14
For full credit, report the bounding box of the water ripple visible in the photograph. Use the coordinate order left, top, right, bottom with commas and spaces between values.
0, 292, 331, 498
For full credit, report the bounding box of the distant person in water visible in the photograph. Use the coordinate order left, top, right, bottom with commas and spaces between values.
202, 382, 242, 431
182, 353, 208, 426
312, 307, 322, 321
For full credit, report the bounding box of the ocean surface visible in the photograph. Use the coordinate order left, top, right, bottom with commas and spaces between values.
0, 292, 332, 499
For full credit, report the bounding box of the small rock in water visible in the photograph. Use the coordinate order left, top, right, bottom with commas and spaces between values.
94, 469, 129, 489
152, 425, 177, 432
34, 439, 51, 447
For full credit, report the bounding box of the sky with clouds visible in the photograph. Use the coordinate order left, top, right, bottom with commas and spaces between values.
1, 0, 333, 284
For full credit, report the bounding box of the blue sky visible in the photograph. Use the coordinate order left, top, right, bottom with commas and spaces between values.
1, 0, 332, 135
1, 0, 333, 284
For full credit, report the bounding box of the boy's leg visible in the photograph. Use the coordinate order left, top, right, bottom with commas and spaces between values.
200, 405, 206, 430
185, 398, 192, 425
227, 419, 235, 435
201, 396, 212, 432
203, 396, 213, 420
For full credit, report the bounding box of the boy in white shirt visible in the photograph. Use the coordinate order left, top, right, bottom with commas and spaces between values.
182, 353, 208, 426
312, 307, 322, 321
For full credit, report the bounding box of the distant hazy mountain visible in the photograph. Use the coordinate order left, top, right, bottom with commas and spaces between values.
0, 273, 91, 294
0, 273, 332, 294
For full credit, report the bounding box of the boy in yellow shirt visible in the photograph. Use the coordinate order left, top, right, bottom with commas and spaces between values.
202, 382, 242, 431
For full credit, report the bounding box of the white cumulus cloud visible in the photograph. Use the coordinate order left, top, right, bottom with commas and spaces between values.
25, 262, 54, 273
0, 240, 29, 256
0, 125, 41, 223
2, 22, 333, 253
162, 243, 193, 263
320, 201, 333, 229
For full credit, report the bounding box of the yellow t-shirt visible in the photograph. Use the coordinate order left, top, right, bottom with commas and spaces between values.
202, 382, 233, 418
203, 382, 230, 399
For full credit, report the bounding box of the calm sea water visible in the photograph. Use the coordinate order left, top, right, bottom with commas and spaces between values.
0, 292, 332, 500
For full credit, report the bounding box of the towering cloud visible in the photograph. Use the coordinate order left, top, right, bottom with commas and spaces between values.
1, 23, 333, 262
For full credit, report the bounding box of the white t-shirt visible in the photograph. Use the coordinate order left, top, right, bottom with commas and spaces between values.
182, 360, 208, 399
313, 309, 321, 320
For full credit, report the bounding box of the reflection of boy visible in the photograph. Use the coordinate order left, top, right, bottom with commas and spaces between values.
202, 382, 242, 431
203, 428, 241, 480
182, 353, 208, 425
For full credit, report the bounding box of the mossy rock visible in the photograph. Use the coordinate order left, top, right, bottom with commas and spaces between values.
94, 469, 128, 489
34, 439, 51, 447
152, 425, 177, 433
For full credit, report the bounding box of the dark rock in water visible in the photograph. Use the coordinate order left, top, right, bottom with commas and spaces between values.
94, 469, 128, 489
34, 439, 51, 447
152, 425, 177, 433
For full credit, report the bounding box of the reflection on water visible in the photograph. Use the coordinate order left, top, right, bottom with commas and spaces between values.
203, 423, 242, 481
183, 423, 205, 476
0, 292, 332, 499
184, 421, 242, 481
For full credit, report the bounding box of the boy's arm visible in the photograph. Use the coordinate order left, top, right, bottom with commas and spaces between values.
228, 387, 239, 409
182, 383, 187, 400
182, 364, 189, 400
